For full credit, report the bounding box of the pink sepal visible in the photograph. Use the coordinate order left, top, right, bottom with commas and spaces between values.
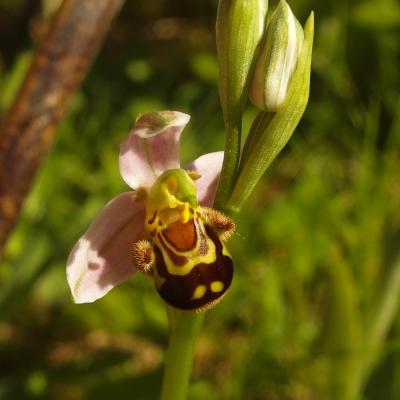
66, 192, 146, 303
186, 151, 224, 206
119, 111, 190, 190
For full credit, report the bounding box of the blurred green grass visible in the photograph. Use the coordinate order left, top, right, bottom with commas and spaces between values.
0, 0, 400, 399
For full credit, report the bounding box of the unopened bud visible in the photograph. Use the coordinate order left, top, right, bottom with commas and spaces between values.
250, 0, 304, 112
217, 0, 268, 125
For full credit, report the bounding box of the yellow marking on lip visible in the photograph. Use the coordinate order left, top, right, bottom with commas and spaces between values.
181, 203, 190, 223
222, 243, 231, 257
191, 285, 207, 300
154, 220, 217, 276
210, 281, 224, 293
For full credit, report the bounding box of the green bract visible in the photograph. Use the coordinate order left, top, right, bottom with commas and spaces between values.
228, 12, 314, 212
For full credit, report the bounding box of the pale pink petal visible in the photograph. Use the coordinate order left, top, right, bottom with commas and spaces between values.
119, 111, 190, 190
186, 151, 224, 206
67, 192, 146, 303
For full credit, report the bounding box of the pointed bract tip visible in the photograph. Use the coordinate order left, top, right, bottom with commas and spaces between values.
306, 11, 314, 31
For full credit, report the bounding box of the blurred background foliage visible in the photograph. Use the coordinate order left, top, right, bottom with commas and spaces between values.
0, 0, 400, 399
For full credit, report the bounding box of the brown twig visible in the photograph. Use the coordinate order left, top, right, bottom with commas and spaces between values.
0, 0, 124, 258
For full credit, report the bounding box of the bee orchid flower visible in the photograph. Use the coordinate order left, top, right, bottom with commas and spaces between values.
67, 111, 235, 311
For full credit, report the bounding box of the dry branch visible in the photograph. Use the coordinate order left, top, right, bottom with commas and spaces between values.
0, 0, 124, 258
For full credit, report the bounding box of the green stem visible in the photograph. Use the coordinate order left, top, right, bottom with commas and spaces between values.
324, 245, 363, 400
360, 253, 400, 381
160, 307, 205, 400
214, 122, 241, 211
330, 254, 400, 400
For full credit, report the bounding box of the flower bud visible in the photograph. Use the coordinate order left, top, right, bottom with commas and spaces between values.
249, 0, 304, 112
216, 0, 268, 125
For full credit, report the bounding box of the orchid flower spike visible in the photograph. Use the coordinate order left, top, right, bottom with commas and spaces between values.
67, 111, 235, 312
